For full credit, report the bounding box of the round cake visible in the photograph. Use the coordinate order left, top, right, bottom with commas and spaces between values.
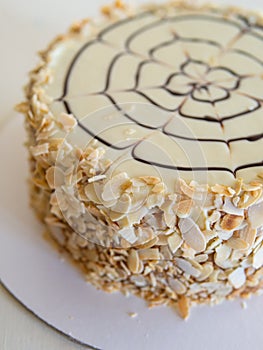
17, 0, 263, 319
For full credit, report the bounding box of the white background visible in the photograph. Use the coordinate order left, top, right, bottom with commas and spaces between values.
1, 1, 263, 350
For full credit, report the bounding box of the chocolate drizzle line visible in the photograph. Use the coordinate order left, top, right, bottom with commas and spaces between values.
59, 10, 263, 177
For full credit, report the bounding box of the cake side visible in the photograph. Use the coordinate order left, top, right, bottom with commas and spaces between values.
16, 0, 263, 319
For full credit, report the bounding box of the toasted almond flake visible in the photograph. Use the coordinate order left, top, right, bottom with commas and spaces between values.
220, 214, 243, 231
248, 201, 263, 229
223, 197, 244, 216
235, 178, 243, 195
128, 312, 138, 318
136, 236, 159, 250
207, 210, 221, 223
152, 182, 166, 193
138, 248, 160, 261
127, 249, 140, 274
238, 189, 262, 209
46, 166, 65, 189
173, 199, 193, 218
195, 253, 208, 263
215, 244, 232, 268
242, 183, 262, 191
168, 278, 187, 295
167, 232, 183, 253
175, 258, 201, 277
101, 172, 128, 202
30, 143, 49, 156
211, 184, 234, 196
178, 178, 195, 198
139, 176, 160, 185
57, 112, 77, 132
88, 174, 106, 183
119, 227, 137, 244
228, 267, 246, 289
253, 245, 263, 269
226, 237, 249, 250
178, 217, 206, 253
177, 296, 190, 320
196, 263, 213, 282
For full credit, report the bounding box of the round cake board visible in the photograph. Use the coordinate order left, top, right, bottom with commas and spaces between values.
1, 116, 263, 350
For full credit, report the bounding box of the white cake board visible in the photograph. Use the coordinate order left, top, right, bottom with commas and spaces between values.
1, 114, 263, 350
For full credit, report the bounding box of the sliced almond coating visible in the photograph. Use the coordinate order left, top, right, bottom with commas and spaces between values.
127, 249, 140, 274
139, 176, 160, 185
138, 248, 160, 261
46, 166, 65, 189
238, 189, 262, 209
177, 296, 190, 320
215, 244, 232, 268
173, 199, 193, 218
110, 193, 132, 215
178, 178, 195, 198
57, 112, 77, 132
175, 258, 201, 278
223, 197, 244, 216
239, 226, 257, 248
167, 232, 183, 254
119, 227, 137, 244
220, 214, 243, 231
101, 172, 128, 202
253, 244, 263, 269
226, 237, 249, 250
30, 143, 49, 157
178, 217, 206, 253
196, 263, 213, 282
242, 182, 262, 191
248, 201, 263, 229
228, 267, 246, 289
168, 278, 186, 295
211, 184, 233, 196
88, 174, 106, 183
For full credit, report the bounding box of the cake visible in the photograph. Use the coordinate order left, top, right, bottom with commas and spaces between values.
17, 0, 263, 319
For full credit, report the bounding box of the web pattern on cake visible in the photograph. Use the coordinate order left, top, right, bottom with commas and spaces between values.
58, 9, 263, 178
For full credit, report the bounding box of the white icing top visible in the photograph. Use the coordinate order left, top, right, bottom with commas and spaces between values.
46, 5, 263, 188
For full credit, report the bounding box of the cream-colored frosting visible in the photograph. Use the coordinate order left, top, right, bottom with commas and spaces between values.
45, 6, 263, 188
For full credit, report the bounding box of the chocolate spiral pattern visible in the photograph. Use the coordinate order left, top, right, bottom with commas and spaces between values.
56, 8, 263, 181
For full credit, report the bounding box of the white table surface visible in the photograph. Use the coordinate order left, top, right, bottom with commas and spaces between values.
1, 0, 262, 349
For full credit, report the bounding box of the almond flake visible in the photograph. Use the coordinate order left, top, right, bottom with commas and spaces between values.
177, 296, 190, 320
253, 245, 263, 269
220, 214, 243, 231
248, 201, 263, 229
127, 249, 140, 274
138, 248, 160, 261
46, 166, 65, 189
57, 112, 77, 132
138, 176, 160, 186
228, 267, 246, 289
168, 278, 186, 295
175, 258, 201, 277
226, 237, 249, 250
178, 217, 206, 253
119, 227, 137, 244
215, 244, 232, 267
101, 172, 128, 202
173, 199, 193, 218
223, 197, 244, 216
30, 143, 49, 157
167, 232, 183, 254
88, 174, 106, 183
